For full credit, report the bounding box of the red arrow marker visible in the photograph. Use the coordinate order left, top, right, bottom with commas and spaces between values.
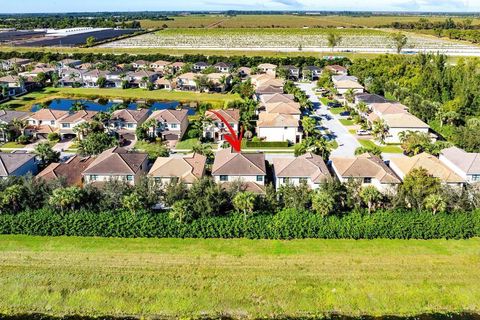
209, 110, 243, 152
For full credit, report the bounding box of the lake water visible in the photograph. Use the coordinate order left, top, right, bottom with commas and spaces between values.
31, 99, 196, 115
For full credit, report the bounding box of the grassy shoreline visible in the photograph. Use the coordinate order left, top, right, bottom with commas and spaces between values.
0, 235, 478, 318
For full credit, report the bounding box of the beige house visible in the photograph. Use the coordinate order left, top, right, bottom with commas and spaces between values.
264, 101, 301, 119
331, 153, 401, 193
146, 109, 189, 141
176, 72, 197, 91
259, 93, 295, 105
58, 110, 98, 139
334, 79, 364, 95
324, 64, 348, 75
257, 63, 277, 76
212, 148, 267, 193
273, 153, 331, 190
256, 112, 301, 144
382, 113, 430, 143
148, 153, 207, 187
82, 147, 148, 186
440, 147, 480, 183
203, 109, 240, 143
109, 109, 149, 132
150, 60, 171, 72
389, 153, 466, 187
25, 109, 68, 139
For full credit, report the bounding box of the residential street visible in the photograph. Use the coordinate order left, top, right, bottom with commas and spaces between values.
296, 82, 360, 157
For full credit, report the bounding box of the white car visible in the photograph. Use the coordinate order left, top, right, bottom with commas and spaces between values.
356, 129, 370, 136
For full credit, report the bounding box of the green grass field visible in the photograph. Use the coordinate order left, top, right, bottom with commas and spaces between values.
140, 14, 480, 29
339, 118, 355, 126
0, 235, 479, 318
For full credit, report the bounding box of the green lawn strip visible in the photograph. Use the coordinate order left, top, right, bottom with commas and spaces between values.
47, 87, 241, 108
319, 97, 334, 105
339, 118, 355, 126
0, 235, 478, 317
133, 140, 168, 153
0, 141, 26, 148
349, 129, 357, 134
175, 138, 202, 150
358, 139, 403, 153
329, 107, 346, 115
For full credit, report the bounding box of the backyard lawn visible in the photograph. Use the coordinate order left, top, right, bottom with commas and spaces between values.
175, 138, 202, 150
358, 139, 404, 153
0, 235, 478, 318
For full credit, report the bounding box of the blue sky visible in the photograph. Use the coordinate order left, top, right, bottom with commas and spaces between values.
3, 0, 479, 13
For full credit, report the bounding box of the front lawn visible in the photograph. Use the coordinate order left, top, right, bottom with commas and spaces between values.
339, 118, 355, 126
0, 141, 26, 148
329, 106, 346, 115
0, 235, 478, 318
358, 139, 403, 153
175, 138, 202, 150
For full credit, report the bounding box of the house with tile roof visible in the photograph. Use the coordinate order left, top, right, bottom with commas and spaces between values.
257, 63, 277, 76
0, 75, 28, 96
212, 148, 267, 194
149, 153, 206, 187
334, 79, 364, 95
37, 155, 94, 186
273, 153, 331, 190
324, 64, 348, 75
203, 109, 240, 143
264, 101, 301, 119
82, 147, 148, 186
150, 60, 171, 72
214, 62, 233, 73
440, 147, 480, 183
109, 109, 149, 132
0, 110, 30, 142
256, 112, 302, 144
176, 72, 197, 91
25, 109, 69, 139
331, 153, 401, 193
58, 110, 98, 139
389, 153, 466, 187
146, 109, 189, 141
0, 152, 37, 177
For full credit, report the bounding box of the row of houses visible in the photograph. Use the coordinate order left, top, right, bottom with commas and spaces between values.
2, 145, 478, 195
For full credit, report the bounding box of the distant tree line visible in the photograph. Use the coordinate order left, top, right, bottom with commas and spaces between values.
0, 16, 141, 30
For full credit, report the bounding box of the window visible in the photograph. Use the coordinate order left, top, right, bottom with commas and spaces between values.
299, 177, 308, 183
171, 177, 179, 183
127, 123, 134, 128
90, 175, 98, 181
363, 177, 372, 184
220, 175, 228, 182
62, 123, 70, 128
126, 175, 134, 181
472, 175, 480, 182
171, 123, 178, 129
256, 175, 264, 182
282, 177, 290, 184
50, 120, 55, 125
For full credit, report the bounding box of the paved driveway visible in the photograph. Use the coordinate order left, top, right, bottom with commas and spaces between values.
297, 82, 360, 157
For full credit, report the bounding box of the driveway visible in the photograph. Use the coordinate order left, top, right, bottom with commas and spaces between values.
297, 82, 360, 157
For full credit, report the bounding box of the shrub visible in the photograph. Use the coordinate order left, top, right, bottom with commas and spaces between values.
47, 132, 60, 142
0, 208, 478, 240
245, 141, 289, 148
17, 135, 29, 145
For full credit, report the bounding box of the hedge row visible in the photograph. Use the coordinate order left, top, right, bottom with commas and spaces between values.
0, 209, 479, 239
245, 141, 290, 148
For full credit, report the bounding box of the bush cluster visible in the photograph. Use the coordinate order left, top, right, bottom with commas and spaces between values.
0, 208, 478, 240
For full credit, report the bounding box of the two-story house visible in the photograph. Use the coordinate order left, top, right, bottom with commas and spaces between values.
58, 110, 98, 139
82, 147, 148, 186
146, 109, 189, 141
440, 147, 480, 184
25, 109, 68, 139
148, 153, 207, 187
203, 109, 240, 143
109, 109, 149, 132
212, 148, 267, 194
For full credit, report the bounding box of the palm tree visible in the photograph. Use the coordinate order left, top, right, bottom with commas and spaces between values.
73, 122, 93, 141
48, 187, 83, 214
371, 119, 389, 145
357, 101, 369, 115
233, 191, 256, 221
70, 101, 86, 112
344, 88, 356, 104
0, 123, 10, 142
360, 186, 383, 214
11, 118, 28, 137
301, 117, 317, 139
34, 142, 60, 167
424, 194, 446, 214
327, 32, 342, 51
142, 118, 159, 139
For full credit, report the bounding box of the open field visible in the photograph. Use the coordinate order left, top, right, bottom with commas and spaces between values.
101, 27, 480, 56
0, 88, 241, 111
0, 235, 479, 318
140, 14, 480, 29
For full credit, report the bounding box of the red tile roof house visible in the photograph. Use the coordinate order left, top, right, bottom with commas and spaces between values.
37, 155, 94, 186
145, 109, 189, 141
212, 148, 267, 194
109, 109, 149, 132
203, 109, 240, 143
82, 147, 148, 186
25, 109, 69, 139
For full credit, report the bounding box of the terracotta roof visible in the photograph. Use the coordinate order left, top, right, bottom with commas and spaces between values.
37, 155, 94, 186
205, 109, 240, 123
83, 147, 147, 175
151, 60, 171, 66
382, 113, 429, 128
331, 153, 401, 184
257, 112, 299, 127
0, 153, 35, 176
237, 67, 252, 74
177, 72, 196, 81
260, 93, 295, 104
441, 146, 480, 175
265, 101, 301, 115
334, 80, 364, 89
155, 77, 172, 85
59, 110, 97, 124
0, 75, 20, 83
212, 148, 266, 176
111, 109, 149, 123
149, 153, 206, 184
171, 62, 185, 68
273, 153, 331, 183
258, 63, 277, 69
148, 109, 188, 124
325, 65, 347, 73
370, 103, 408, 115
256, 85, 284, 95
390, 153, 465, 183
30, 109, 68, 121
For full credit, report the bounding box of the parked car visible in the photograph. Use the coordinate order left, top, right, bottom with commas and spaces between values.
356, 129, 370, 136
327, 101, 342, 108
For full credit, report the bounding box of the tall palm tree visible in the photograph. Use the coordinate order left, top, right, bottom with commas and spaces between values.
11, 118, 28, 137
371, 119, 390, 145
0, 123, 10, 142
233, 191, 256, 221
